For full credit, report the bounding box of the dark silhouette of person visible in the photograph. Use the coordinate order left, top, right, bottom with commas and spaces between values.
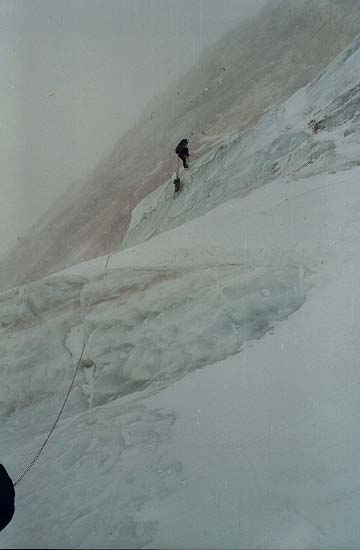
0, 464, 15, 532
175, 139, 189, 169
173, 177, 181, 193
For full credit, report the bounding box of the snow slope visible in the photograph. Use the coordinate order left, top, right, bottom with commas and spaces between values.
123, 32, 360, 248
1, 0, 360, 289
1, 32, 360, 550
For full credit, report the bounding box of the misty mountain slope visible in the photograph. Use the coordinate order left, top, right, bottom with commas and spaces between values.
122, 32, 360, 247
2, 32, 360, 548
1, 0, 360, 290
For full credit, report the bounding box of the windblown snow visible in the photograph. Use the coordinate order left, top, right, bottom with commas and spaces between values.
2, 32, 360, 549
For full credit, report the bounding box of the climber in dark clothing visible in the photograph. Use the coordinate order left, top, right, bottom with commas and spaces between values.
173, 176, 181, 193
175, 138, 189, 169
173, 155, 181, 197
0, 464, 15, 532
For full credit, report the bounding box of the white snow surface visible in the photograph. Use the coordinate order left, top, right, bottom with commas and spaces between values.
2, 35, 360, 548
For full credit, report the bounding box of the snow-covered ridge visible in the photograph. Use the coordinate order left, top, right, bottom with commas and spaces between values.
123, 33, 360, 248
0, 260, 308, 418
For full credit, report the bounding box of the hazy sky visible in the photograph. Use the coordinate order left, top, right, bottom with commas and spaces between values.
0, 0, 267, 256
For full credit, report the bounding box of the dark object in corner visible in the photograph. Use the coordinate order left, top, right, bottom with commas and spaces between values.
0, 464, 15, 532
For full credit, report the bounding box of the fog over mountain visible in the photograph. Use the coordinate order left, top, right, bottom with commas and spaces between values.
0, 0, 266, 258
1, 0, 360, 289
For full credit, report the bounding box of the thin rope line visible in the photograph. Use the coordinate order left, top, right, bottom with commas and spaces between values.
105, 253, 112, 268
14, 343, 86, 487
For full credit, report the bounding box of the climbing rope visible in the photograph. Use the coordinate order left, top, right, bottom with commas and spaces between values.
14, 343, 86, 487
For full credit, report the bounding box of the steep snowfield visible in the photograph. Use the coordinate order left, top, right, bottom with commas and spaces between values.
1, 0, 360, 289
2, 33, 360, 550
123, 33, 360, 248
